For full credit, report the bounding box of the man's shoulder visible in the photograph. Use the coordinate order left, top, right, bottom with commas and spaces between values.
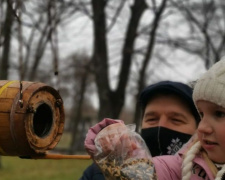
79, 163, 105, 180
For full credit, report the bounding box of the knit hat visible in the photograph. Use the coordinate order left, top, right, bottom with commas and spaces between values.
193, 58, 225, 108
140, 81, 200, 124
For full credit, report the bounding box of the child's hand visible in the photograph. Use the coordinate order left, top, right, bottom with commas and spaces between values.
85, 119, 153, 180
95, 123, 128, 156
84, 118, 124, 157
94, 123, 151, 160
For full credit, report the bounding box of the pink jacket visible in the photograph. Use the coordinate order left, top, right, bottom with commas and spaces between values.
153, 146, 214, 180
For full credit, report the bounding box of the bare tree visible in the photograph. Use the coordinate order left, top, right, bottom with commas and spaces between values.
133, 0, 168, 130
92, 0, 147, 120
0, 0, 14, 79
56, 52, 96, 153
166, 0, 225, 68
68, 54, 94, 153
7, 0, 84, 80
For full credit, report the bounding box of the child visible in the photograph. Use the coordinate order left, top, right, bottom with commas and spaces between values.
85, 58, 225, 180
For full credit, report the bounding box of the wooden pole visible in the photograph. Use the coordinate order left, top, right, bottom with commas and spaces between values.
30, 154, 91, 160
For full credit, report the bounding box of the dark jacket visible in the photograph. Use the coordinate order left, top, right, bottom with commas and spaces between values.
79, 162, 105, 180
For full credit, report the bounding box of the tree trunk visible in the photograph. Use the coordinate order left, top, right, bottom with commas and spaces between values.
91, 0, 110, 120
69, 70, 88, 153
92, 0, 147, 120
112, 0, 147, 119
0, 0, 13, 80
133, 0, 168, 130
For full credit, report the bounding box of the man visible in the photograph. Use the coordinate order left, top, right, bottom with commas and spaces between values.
139, 81, 200, 156
80, 81, 200, 180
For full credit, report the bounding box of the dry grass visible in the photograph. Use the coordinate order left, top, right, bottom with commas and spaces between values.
0, 156, 92, 180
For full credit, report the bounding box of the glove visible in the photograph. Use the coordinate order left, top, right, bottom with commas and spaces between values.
84, 118, 124, 157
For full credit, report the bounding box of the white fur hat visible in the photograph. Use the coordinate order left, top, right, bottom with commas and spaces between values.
193, 57, 225, 108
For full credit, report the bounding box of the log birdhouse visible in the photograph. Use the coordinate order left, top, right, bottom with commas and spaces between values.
0, 80, 65, 157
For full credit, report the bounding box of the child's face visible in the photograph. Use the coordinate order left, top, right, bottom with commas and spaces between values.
197, 100, 225, 163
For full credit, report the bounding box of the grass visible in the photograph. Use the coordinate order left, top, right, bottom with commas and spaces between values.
0, 156, 92, 180
0, 131, 92, 179
55, 132, 72, 149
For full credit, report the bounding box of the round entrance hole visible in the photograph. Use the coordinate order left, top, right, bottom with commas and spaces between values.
33, 103, 53, 137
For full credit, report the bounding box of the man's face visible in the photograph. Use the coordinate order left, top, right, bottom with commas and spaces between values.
142, 94, 197, 135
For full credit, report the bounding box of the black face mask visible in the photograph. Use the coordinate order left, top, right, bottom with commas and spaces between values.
141, 126, 192, 157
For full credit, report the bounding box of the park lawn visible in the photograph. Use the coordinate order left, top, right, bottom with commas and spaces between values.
0, 156, 92, 180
